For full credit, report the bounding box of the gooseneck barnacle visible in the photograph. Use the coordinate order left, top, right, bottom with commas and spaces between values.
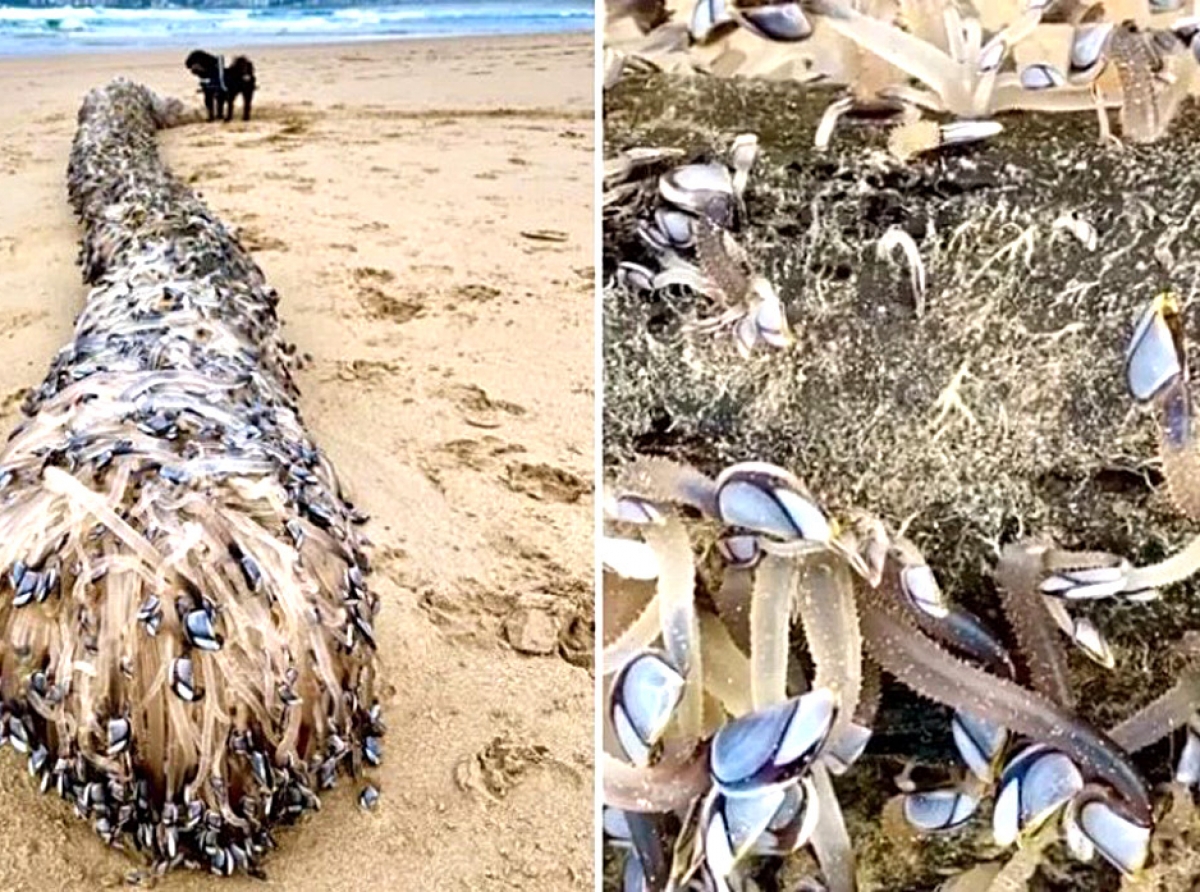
600, 290, 1200, 888
995, 540, 1077, 707
602, 447, 1177, 887
605, 0, 1200, 151
1107, 633, 1200, 755
857, 556, 1152, 825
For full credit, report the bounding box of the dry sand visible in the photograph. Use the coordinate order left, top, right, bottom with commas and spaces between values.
0, 34, 594, 891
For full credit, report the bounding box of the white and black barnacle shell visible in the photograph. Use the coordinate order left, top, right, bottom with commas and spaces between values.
363, 735, 383, 767
170, 656, 204, 702
952, 709, 1008, 783
1064, 788, 1150, 876
731, 1, 812, 43
716, 533, 761, 569
821, 721, 871, 775
689, 0, 736, 44
702, 785, 787, 882
28, 743, 49, 777
750, 282, 791, 349
713, 462, 830, 543
1172, 17, 1200, 58
734, 314, 759, 359
107, 717, 131, 756
903, 787, 979, 833
8, 715, 31, 754
729, 134, 757, 187
709, 688, 836, 795
654, 207, 696, 249
993, 744, 1083, 847
1125, 294, 1185, 404
1039, 559, 1131, 600
603, 806, 634, 845
977, 34, 1007, 73
13, 566, 40, 607
183, 606, 223, 651
600, 492, 667, 525
1175, 719, 1200, 785
636, 219, 673, 255
1069, 23, 1115, 83
358, 784, 380, 811
1019, 63, 1067, 91
610, 650, 686, 767
615, 261, 656, 294
1041, 597, 1114, 668
753, 776, 818, 854
898, 563, 949, 619
658, 164, 736, 228
137, 595, 162, 636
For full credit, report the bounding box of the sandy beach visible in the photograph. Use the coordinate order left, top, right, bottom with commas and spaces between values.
0, 33, 593, 891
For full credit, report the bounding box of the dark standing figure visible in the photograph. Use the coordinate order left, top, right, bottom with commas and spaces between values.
185, 50, 256, 123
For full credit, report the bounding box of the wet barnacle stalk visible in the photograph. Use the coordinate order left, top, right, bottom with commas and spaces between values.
0, 80, 382, 876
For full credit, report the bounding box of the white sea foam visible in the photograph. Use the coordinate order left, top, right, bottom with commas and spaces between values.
0, 1, 592, 54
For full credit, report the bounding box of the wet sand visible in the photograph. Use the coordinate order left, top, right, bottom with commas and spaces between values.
0, 34, 594, 891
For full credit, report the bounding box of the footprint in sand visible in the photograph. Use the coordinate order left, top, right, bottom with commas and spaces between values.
328, 358, 403, 384
0, 387, 30, 414
420, 436, 526, 489
437, 383, 526, 429
235, 224, 288, 253
452, 283, 502, 306
351, 267, 424, 324
503, 461, 589, 504
454, 734, 573, 802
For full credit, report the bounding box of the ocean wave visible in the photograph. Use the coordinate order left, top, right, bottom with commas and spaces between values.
0, 1, 592, 52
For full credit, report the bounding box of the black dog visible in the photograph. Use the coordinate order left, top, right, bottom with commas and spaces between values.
185, 50, 256, 123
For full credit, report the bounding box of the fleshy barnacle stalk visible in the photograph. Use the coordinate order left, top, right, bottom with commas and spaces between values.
996, 540, 1078, 707
856, 553, 1153, 828
619, 141, 793, 358
689, 220, 795, 358
1105, 23, 1196, 144
806, 0, 1045, 118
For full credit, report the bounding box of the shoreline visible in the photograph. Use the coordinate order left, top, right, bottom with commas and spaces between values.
0, 31, 593, 112
0, 26, 593, 59
0, 28, 592, 63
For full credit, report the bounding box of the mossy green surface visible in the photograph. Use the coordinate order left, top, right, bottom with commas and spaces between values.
604, 73, 1200, 890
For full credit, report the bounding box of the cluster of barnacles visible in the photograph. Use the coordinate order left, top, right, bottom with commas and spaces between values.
606, 0, 1200, 152
605, 135, 795, 357
602, 294, 1200, 890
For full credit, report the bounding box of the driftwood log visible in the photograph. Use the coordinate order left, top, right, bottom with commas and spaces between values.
0, 80, 381, 876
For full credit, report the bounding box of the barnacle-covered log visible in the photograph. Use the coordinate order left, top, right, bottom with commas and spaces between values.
0, 79, 381, 876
